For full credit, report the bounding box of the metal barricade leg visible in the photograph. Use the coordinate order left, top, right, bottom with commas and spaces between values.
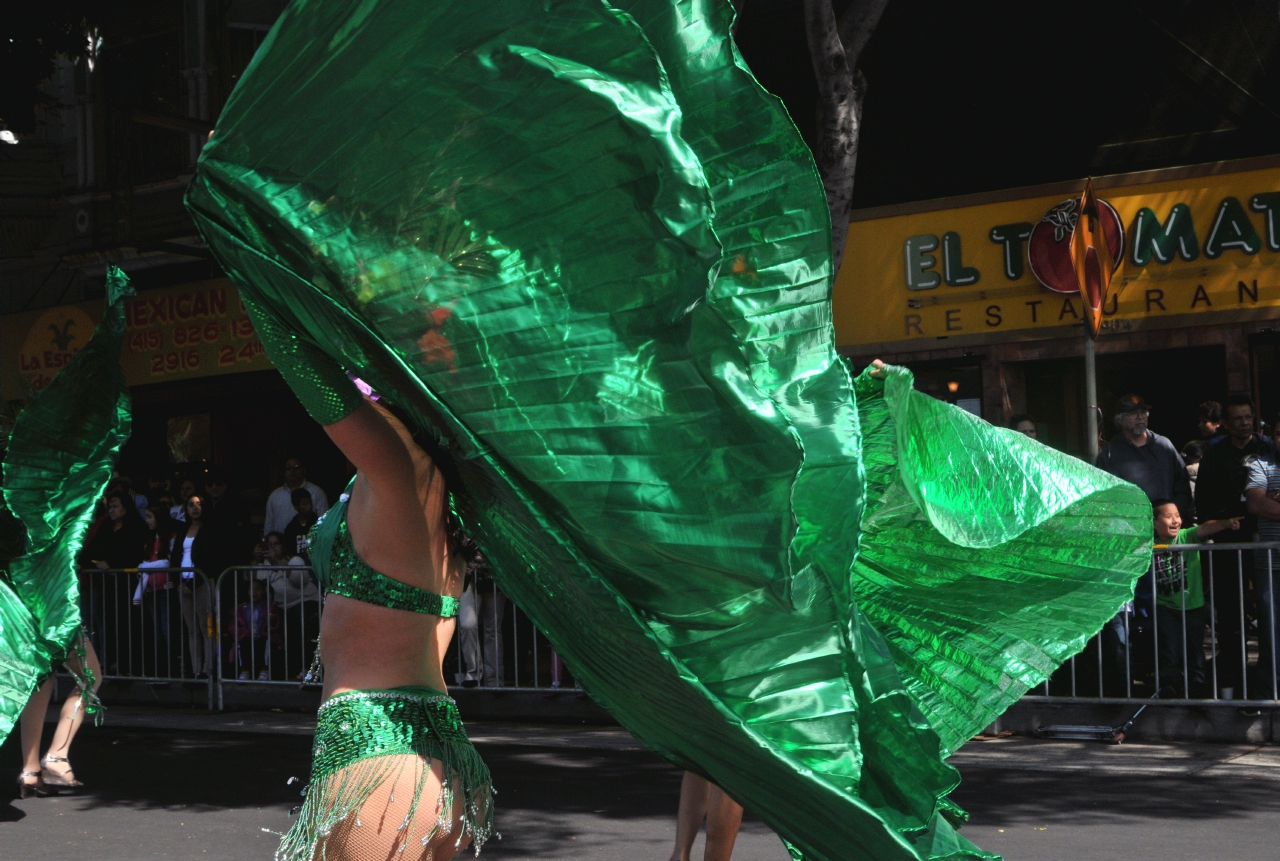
1151, 565, 1160, 696
1240, 550, 1248, 701
1208, 553, 1218, 699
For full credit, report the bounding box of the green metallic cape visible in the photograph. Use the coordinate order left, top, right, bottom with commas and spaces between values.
185, 3, 1150, 859
0, 267, 133, 744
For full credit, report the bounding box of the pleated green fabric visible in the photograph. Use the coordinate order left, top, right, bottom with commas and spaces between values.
0, 267, 133, 744
852, 367, 1151, 756
184, 4, 1150, 859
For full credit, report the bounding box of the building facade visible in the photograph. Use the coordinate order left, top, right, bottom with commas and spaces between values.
834, 156, 1280, 455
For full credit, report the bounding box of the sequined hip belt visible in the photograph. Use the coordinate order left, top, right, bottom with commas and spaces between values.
274, 686, 494, 861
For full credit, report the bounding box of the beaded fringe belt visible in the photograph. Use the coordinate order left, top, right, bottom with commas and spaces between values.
276, 686, 494, 860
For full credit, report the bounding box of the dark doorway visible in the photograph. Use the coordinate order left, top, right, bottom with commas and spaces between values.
901, 359, 985, 416
119, 370, 350, 537
1251, 333, 1280, 439
1023, 345, 1228, 458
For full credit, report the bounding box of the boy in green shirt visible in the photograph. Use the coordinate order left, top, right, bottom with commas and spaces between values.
1151, 499, 1240, 697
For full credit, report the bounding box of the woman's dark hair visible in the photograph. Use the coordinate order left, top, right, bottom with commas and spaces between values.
1181, 440, 1208, 463
146, 503, 175, 540
1009, 413, 1033, 429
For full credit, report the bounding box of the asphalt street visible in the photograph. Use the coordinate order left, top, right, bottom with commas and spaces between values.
3, 706, 1280, 860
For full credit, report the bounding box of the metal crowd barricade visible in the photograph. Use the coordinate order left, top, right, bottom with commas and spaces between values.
209, 569, 574, 709
1023, 541, 1280, 707
445, 578, 576, 694
215, 565, 324, 709
78, 566, 215, 710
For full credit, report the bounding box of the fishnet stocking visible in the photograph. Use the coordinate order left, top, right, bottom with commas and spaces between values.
319, 754, 471, 861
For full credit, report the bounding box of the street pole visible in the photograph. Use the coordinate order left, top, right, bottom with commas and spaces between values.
1084, 325, 1098, 463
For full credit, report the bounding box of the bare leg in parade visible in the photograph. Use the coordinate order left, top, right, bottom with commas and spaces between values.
668, 772, 743, 861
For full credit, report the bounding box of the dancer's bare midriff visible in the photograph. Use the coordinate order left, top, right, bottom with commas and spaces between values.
319, 399, 462, 699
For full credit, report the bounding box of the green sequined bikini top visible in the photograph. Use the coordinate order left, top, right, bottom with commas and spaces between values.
311, 481, 459, 618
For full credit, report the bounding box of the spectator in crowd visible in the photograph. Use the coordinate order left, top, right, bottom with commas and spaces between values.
1095, 394, 1192, 693
202, 466, 252, 560
254, 531, 321, 680
81, 491, 150, 672
1198, 400, 1224, 443
233, 577, 280, 681
1096, 394, 1194, 520
108, 470, 149, 518
1197, 394, 1272, 698
1149, 499, 1240, 697
170, 477, 197, 523
170, 494, 232, 679
137, 503, 177, 676
1181, 440, 1207, 495
145, 468, 172, 507
1246, 447, 1280, 699
264, 457, 329, 536
1009, 413, 1038, 440
455, 534, 483, 687
281, 488, 319, 562
82, 491, 149, 570
474, 543, 508, 687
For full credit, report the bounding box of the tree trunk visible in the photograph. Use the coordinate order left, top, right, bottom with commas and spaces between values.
802, 0, 886, 277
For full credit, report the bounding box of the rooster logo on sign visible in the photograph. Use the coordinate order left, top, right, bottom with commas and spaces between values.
48, 320, 76, 351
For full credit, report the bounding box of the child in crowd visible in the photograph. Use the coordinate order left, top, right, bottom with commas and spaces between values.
233, 578, 280, 681
1150, 499, 1239, 697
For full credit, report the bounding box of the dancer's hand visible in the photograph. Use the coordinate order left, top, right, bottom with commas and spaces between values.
868, 359, 888, 379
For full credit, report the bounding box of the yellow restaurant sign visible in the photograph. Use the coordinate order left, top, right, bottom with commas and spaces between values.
2, 277, 271, 401
833, 160, 1280, 352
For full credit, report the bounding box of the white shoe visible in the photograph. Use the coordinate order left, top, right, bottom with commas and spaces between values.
257, 670, 270, 681
238, 671, 249, 680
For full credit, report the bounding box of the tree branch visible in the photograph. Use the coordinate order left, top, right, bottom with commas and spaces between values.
803, 0, 844, 84
804, 0, 868, 275
838, 0, 890, 66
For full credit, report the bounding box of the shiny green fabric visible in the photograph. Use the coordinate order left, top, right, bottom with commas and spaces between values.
853, 367, 1151, 756
241, 290, 363, 426
0, 267, 133, 744
185, 4, 1150, 859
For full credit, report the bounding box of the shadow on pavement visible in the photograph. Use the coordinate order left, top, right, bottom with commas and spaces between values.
953, 761, 1280, 826
1, 722, 787, 858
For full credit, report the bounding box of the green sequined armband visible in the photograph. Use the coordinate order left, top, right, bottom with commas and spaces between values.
241, 293, 363, 426
327, 519, 459, 617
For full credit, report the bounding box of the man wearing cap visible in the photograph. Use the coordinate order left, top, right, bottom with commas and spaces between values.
1095, 394, 1194, 695
1096, 394, 1194, 520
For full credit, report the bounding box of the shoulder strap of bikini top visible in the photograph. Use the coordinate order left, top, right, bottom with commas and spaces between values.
306, 476, 354, 591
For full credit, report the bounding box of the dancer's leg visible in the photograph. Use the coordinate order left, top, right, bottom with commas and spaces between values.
43, 639, 103, 782
669, 771, 711, 861
703, 783, 743, 861
18, 678, 54, 782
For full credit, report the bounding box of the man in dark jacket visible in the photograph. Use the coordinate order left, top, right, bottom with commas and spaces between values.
1095, 394, 1193, 694
1096, 394, 1194, 519
1195, 394, 1273, 697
